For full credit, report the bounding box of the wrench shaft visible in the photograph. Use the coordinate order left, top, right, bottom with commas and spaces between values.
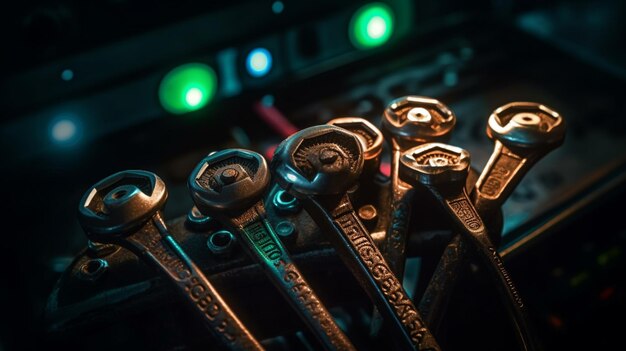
425, 186, 537, 350
307, 193, 440, 351
124, 213, 264, 351
229, 204, 356, 351
418, 235, 466, 331
474, 142, 535, 211
386, 149, 415, 278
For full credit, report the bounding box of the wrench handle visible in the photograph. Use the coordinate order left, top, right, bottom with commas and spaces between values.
306, 193, 441, 351
418, 234, 467, 331
385, 149, 416, 279
232, 205, 356, 351
431, 187, 538, 351
124, 213, 265, 351
473, 141, 538, 211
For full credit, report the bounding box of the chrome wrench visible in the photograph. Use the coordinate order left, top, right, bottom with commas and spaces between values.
78, 170, 264, 351
188, 149, 356, 351
419, 102, 565, 341
271, 125, 440, 351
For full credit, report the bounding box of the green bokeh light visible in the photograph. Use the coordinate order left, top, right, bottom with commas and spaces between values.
349, 3, 394, 49
158, 63, 217, 114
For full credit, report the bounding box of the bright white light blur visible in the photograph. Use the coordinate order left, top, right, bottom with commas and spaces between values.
185, 87, 204, 107
367, 16, 387, 39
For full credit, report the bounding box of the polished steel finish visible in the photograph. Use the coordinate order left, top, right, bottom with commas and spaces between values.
375, 97, 456, 338
401, 143, 538, 351
271, 125, 441, 351
420, 103, 565, 343
189, 149, 356, 351
382, 96, 456, 149
487, 102, 565, 148
476, 102, 566, 210
380, 96, 456, 280
78, 170, 264, 351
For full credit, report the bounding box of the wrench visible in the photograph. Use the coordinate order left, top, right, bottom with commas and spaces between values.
419, 103, 565, 339
327, 117, 384, 180
271, 125, 441, 351
400, 143, 539, 351
78, 170, 264, 351
188, 149, 356, 351
380, 96, 456, 279
328, 117, 384, 231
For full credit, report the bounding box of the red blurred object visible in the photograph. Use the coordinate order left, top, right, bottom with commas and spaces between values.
547, 314, 564, 329
253, 101, 299, 138
265, 144, 278, 161
380, 162, 391, 177
599, 286, 616, 301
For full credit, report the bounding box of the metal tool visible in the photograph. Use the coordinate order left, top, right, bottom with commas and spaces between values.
419, 102, 565, 343
327, 117, 384, 179
271, 125, 441, 351
400, 143, 539, 351
380, 96, 456, 279
188, 149, 356, 351
328, 117, 384, 232
77, 170, 264, 351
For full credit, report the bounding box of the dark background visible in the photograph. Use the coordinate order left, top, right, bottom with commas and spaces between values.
1, 0, 626, 349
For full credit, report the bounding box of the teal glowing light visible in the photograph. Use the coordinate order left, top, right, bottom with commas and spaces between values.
246, 48, 273, 77
50, 115, 82, 145
349, 3, 394, 49
158, 63, 217, 114
61, 69, 74, 81
272, 1, 284, 14
52, 119, 76, 142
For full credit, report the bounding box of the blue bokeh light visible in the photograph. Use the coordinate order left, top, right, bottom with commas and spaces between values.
246, 48, 273, 78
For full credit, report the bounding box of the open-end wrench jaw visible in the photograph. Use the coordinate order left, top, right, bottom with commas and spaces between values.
189, 149, 270, 213
78, 170, 168, 239
476, 102, 567, 207
400, 143, 471, 187
488, 102, 566, 148
382, 96, 456, 149
271, 125, 364, 198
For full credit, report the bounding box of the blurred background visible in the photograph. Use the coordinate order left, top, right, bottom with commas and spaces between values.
1, 0, 626, 349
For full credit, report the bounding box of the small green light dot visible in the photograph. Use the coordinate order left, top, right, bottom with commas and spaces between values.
350, 3, 394, 49
159, 63, 217, 115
